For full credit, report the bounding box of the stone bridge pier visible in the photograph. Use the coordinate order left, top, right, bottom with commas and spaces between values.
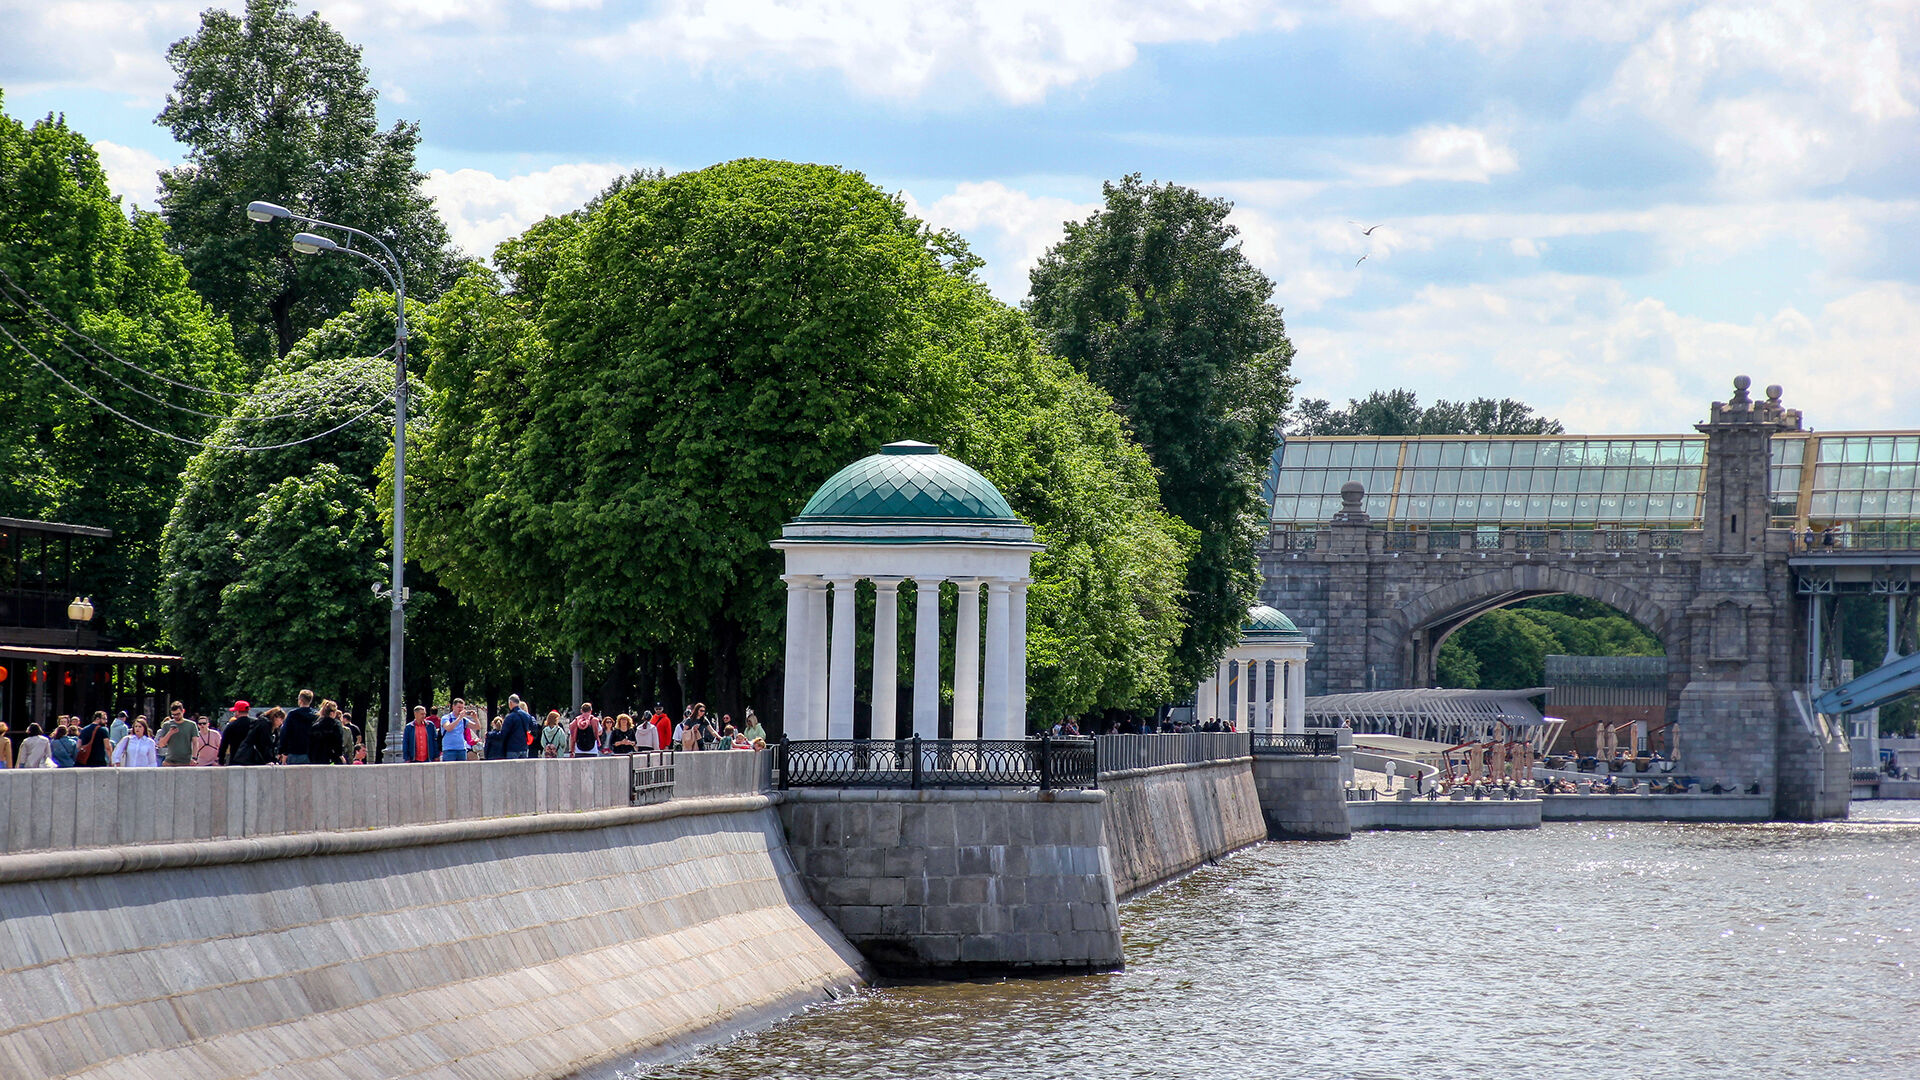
1262, 378, 1849, 820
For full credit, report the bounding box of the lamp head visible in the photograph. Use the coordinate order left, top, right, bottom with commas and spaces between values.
291, 232, 339, 255
246, 200, 291, 223
67, 597, 95, 622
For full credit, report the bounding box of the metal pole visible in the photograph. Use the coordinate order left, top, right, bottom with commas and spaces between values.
1887, 594, 1900, 665
571, 650, 585, 713
388, 288, 407, 763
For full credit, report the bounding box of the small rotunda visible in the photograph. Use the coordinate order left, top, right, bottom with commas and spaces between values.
1196, 603, 1313, 732
772, 441, 1042, 741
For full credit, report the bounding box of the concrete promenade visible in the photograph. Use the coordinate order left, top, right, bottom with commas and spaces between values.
0, 753, 865, 1080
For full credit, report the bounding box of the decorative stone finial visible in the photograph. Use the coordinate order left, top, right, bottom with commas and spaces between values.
1731, 375, 1751, 404
1340, 481, 1365, 510
1766, 384, 1783, 404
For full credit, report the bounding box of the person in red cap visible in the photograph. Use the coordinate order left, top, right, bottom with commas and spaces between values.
217, 701, 253, 765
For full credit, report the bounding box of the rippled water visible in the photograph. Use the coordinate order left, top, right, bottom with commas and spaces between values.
643, 802, 1920, 1080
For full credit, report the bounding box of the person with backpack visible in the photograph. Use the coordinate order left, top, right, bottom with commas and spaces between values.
233, 708, 283, 766
570, 705, 602, 757
218, 702, 254, 765
539, 711, 568, 758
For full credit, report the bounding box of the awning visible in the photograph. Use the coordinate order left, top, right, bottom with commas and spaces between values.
1306, 687, 1551, 727
0, 645, 184, 664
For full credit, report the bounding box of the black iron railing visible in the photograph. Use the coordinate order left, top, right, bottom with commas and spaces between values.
1095, 732, 1249, 773
628, 751, 675, 805
776, 735, 1097, 790
1250, 731, 1339, 756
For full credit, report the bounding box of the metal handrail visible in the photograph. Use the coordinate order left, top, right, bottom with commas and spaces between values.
628, 751, 675, 805
1249, 731, 1340, 756
1094, 732, 1248, 773
776, 735, 1096, 790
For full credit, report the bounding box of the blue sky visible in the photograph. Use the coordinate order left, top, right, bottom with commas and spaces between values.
5, 0, 1918, 433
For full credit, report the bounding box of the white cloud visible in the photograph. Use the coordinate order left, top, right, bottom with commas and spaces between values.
903, 181, 1100, 300
592, 0, 1286, 104
91, 140, 169, 209
1292, 274, 1920, 432
424, 162, 632, 259
1347, 123, 1519, 185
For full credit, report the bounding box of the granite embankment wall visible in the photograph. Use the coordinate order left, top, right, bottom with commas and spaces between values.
1097, 758, 1267, 897
1249, 755, 1350, 839
778, 788, 1122, 976
0, 753, 865, 1080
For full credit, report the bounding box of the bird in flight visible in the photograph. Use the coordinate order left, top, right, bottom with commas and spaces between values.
1355, 254, 1368, 267
1349, 221, 1384, 236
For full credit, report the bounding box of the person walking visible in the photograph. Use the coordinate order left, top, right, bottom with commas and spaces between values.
570, 705, 601, 757
540, 711, 568, 758
740, 709, 767, 745
75, 711, 112, 768
402, 705, 441, 763
218, 702, 254, 765
281, 690, 318, 764
634, 712, 660, 752
155, 702, 198, 768
649, 705, 672, 752
675, 710, 704, 752
309, 701, 348, 765
499, 695, 536, 760
108, 711, 130, 746
483, 716, 507, 760
439, 707, 473, 763
16, 724, 51, 769
606, 714, 640, 755
50, 724, 77, 768
234, 708, 284, 766
112, 718, 159, 767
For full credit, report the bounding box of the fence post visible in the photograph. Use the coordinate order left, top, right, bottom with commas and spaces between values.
1039, 733, 1053, 791
777, 735, 789, 790
910, 733, 923, 790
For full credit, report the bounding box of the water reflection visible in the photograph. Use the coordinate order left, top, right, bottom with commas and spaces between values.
638, 804, 1920, 1080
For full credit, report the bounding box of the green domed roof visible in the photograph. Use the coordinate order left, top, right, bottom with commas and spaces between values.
796, 442, 1020, 524
1244, 603, 1306, 640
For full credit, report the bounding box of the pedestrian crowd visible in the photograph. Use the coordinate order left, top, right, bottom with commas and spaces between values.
0, 689, 769, 769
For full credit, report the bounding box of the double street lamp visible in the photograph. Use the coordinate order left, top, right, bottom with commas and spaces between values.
246, 200, 408, 757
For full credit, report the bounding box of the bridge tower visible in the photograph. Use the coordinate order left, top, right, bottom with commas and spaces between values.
1678, 377, 1843, 818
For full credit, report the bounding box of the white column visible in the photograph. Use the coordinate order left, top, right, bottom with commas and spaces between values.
1287, 659, 1307, 734
1008, 578, 1029, 738
803, 580, 830, 739
952, 579, 982, 740
982, 579, 1013, 739
1194, 674, 1213, 721
1215, 659, 1229, 722
780, 574, 819, 739
912, 579, 942, 740
827, 576, 858, 739
1248, 657, 1263, 732
870, 579, 900, 741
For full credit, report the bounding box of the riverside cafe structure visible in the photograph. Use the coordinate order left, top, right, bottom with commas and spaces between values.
0, 517, 185, 736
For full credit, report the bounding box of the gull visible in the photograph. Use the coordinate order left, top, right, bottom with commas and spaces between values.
1349, 220, 1384, 236
1355, 254, 1368, 267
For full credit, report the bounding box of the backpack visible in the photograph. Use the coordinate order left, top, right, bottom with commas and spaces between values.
311, 718, 344, 764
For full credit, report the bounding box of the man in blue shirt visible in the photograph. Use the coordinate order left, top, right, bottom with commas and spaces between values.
499, 695, 537, 759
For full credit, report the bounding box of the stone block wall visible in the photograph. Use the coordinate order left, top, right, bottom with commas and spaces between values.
0, 796, 866, 1080
1098, 759, 1267, 896
1250, 755, 1350, 838
777, 788, 1122, 976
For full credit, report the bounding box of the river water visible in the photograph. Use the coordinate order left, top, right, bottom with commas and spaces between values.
640, 801, 1920, 1080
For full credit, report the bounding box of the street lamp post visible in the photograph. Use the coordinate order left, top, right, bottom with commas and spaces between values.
247, 201, 408, 760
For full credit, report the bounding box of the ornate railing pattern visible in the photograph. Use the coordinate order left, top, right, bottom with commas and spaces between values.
628, 751, 676, 805
776, 736, 1097, 790
1249, 731, 1340, 756
1095, 732, 1248, 773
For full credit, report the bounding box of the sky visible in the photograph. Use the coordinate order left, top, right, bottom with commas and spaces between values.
4, 0, 1919, 434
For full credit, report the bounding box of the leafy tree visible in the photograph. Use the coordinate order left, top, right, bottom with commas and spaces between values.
1436, 639, 1481, 688
1292, 388, 1563, 436
0, 95, 245, 645
409, 161, 1194, 728
157, 0, 455, 366
1437, 598, 1662, 690
1027, 174, 1294, 689
159, 296, 407, 705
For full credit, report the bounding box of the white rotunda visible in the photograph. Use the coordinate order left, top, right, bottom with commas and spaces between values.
1196, 604, 1313, 733
772, 442, 1042, 741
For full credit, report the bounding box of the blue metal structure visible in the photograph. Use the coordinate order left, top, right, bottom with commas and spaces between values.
1814, 651, 1920, 715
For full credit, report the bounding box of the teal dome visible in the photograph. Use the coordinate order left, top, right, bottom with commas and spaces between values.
796, 442, 1020, 524
1244, 603, 1306, 640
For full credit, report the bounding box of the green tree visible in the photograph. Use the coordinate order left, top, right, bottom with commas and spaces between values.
1436, 598, 1662, 690
410, 161, 1194, 728
159, 297, 406, 703
1436, 639, 1481, 688
1292, 388, 1563, 436
1027, 174, 1295, 689
157, 0, 455, 366
0, 96, 246, 645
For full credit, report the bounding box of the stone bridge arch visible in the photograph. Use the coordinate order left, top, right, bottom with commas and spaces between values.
1379, 565, 1682, 692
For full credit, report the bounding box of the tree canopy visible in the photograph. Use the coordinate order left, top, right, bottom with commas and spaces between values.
157, 0, 455, 366
1436, 596, 1662, 690
0, 95, 246, 646
1291, 388, 1563, 436
408, 160, 1193, 728
1026, 174, 1294, 690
